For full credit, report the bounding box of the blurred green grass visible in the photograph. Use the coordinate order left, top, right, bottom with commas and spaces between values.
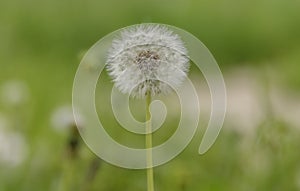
1, 0, 300, 190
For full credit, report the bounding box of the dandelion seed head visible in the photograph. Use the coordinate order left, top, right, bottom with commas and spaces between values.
106, 24, 189, 98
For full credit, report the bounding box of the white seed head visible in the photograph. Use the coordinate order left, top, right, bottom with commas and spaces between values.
106, 24, 189, 98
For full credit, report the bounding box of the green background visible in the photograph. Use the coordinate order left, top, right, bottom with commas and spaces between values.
1, 0, 300, 190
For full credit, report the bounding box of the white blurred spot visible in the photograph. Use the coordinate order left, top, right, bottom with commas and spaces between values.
190, 67, 264, 134
186, 66, 300, 135
225, 67, 264, 134
51, 105, 83, 131
1, 80, 29, 106
0, 127, 28, 167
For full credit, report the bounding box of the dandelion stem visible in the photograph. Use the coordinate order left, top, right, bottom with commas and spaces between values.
146, 93, 154, 191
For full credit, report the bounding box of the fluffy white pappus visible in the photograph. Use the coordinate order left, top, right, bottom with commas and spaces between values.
106, 24, 190, 98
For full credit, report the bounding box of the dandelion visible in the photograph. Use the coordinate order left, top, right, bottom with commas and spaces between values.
106, 24, 189, 98
106, 24, 190, 191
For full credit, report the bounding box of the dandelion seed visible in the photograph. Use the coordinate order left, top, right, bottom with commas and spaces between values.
106, 24, 189, 98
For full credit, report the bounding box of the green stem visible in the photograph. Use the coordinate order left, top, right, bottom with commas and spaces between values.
146, 93, 154, 191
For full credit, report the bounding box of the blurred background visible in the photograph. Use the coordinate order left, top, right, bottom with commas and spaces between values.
1, 0, 300, 190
